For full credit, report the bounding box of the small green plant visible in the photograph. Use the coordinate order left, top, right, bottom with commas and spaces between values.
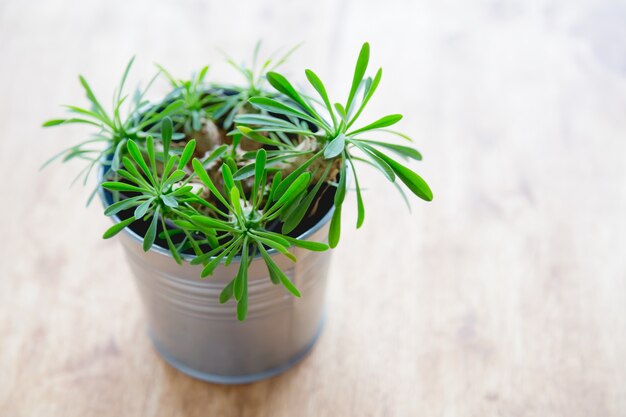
43, 42, 433, 320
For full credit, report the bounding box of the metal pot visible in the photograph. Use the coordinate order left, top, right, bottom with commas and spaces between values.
99, 188, 334, 384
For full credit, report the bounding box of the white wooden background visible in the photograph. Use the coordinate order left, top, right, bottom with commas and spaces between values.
1, 0, 626, 415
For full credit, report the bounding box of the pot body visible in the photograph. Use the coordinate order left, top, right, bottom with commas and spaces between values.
113, 208, 333, 384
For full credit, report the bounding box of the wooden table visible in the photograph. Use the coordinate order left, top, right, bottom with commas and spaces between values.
2, 0, 625, 415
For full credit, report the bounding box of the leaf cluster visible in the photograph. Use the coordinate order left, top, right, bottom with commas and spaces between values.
43, 42, 433, 320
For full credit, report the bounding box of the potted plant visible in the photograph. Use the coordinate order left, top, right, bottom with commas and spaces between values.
43, 42, 433, 384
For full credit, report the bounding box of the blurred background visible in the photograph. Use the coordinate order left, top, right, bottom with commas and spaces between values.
1, 0, 626, 416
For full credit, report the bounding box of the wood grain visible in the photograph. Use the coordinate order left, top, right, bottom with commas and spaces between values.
2, 0, 626, 415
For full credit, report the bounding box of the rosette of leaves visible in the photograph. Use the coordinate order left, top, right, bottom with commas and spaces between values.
101, 117, 329, 321
235, 42, 433, 248
156, 64, 225, 134
210, 41, 302, 129
42, 57, 184, 200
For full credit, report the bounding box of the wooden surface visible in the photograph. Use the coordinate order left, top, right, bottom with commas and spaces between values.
2, 0, 626, 415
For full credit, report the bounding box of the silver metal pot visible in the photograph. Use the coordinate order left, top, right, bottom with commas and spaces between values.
99, 188, 334, 384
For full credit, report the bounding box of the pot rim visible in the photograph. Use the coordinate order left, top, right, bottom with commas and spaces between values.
97, 174, 335, 263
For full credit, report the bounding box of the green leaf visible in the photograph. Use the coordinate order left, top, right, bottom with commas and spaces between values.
160, 194, 179, 208
347, 67, 382, 129
110, 139, 127, 172
324, 134, 345, 159
161, 117, 173, 156
248, 97, 321, 129
42, 118, 102, 127
221, 164, 235, 193
219, 279, 235, 304
190, 215, 236, 232
233, 153, 301, 181
253, 148, 266, 207
104, 195, 146, 216
249, 229, 291, 248
328, 205, 342, 248
252, 235, 296, 262
348, 158, 365, 228
234, 240, 249, 301
282, 236, 329, 252
335, 161, 347, 206
353, 139, 421, 160
126, 140, 155, 185
102, 182, 147, 194
160, 217, 182, 265
237, 295, 248, 321
146, 136, 157, 177
134, 198, 153, 219
259, 245, 301, 297
143, 207, 160, 252
237, 126, 284, 147
346, 42, 370, 113
178, 139, 197, 169
348, 114, 402, 136
273, 172, 311, 209
102, 216, 136, 239
265, 72, 318, 118
230, 187, 244, 220
192, 158, 231, 209
305, 69, 336, 126
201, 252, 227, 278
370, 149, 433, 201
281, 165, 330, 234
79, 75, 111, 125
351, 141, 395, 182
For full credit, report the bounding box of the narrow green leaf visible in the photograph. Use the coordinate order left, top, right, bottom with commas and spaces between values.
351, 141, 395, 181
190, 215, 236, 232
126, 140, 154, 185
222, 164, 235, 193
143, 207, 160, 252
266, 72, 318, 117
335, 161, 347, 206
237, 126, 284, 147
102, 216, 136, 239
219, 279, 235, 303
347, 67, 382, 129
248, 97, 322, 129
161, 117, 173, 156
273, 172, 311, 209
134, 198, 153, 219
348, 114, 402, 136
104, 195, 146, 216
192, 158, 231, 208
353, 139, 421, 160
160, 194, 179, 208
252, 235, 296, 262
346, 42, 370, 113
328, 205, 342, 248
282, 236, 329, 252
348, 158, 365, 228
237, 294, 248, 321
233, 153, 301, 181
178, 139, 197, 169
42, 118, 102, 127
324, 134, 345, 159
253, 148, 266, 208
305, 69, 336, 126
369, 148, 433, 201
160, 216, 182, 265
259, 245, 301, 297
102, 182, 147, 194
234, 240, 248, 301
202, 252, 227, 278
